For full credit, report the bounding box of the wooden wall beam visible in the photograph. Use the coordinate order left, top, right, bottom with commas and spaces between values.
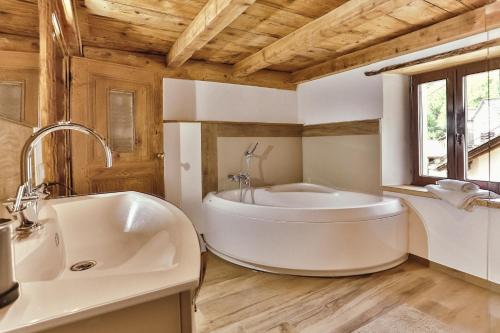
302, 119, 380, 137
38, 0, 58, 184
167, 0, 256, 68
364, 37, 500, 76
83, 46, 297, 90
53, 0, 83, 56
0, 33, 39, 53
291, 2, 500, 83
232, 0, 414, 77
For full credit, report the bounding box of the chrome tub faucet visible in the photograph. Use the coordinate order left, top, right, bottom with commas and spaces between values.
228, 142, 258, 202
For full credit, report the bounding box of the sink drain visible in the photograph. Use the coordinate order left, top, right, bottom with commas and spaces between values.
70, 260, 97, 271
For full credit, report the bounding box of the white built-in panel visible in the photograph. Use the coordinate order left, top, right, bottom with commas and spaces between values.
381, 74, 412, 185
488, 209, 500, 284
163, 79, 298, 123
164, 123, 203, 232
385, 192, 489, 279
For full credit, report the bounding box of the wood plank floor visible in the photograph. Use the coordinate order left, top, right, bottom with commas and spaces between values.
195, 253, 500, 333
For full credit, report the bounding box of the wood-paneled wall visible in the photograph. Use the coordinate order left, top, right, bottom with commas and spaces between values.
0, 51, 39, 202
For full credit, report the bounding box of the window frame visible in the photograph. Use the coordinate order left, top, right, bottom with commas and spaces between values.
410, 57, 500, 193
410, 67, 456, 186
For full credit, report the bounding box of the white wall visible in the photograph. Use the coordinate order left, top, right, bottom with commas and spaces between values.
297, 31, 493, 125
381, 74, 412, 185
298, 68, 383, 125
164, 79, 298, 123
303, 135, 381, 194
164, 123, 203, 231
163, 79, 196, 120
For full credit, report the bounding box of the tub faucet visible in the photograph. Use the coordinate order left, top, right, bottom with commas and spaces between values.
3, 121, 113, 236
228, 173, 250, 186
228, 173, 251, 202
228, 142, 259, 202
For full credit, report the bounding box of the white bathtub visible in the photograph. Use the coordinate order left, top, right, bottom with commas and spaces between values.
203, 183, 408, 276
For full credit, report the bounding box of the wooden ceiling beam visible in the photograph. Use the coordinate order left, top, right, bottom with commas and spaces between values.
167, 0, 256, 68
83, 46, 296, 90
231, 0, 415, 77
291, 1, 500, 83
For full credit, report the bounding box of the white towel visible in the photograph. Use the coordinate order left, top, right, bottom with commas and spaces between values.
425, 184, 497, 210
436, 179, 480, 192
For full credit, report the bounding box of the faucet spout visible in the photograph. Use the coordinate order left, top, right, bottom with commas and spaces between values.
20, 121, 113, 193
6, 121, 113, 237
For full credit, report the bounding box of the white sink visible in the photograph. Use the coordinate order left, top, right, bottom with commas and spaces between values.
0, 192, 201, 333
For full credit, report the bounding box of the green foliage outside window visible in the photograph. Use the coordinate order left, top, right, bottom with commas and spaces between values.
423, 81, 447, 140
423, 70, 500, 141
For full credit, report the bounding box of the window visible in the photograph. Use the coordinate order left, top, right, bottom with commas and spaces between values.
0, 81, 24, 123
418, 79, 448, 178
108, 90, 135, 153
411, 58, 500, 193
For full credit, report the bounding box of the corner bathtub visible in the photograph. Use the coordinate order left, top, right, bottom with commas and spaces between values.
203, 183, 408, 276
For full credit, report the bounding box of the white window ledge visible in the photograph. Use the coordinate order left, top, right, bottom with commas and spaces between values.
382, 185, 500, 209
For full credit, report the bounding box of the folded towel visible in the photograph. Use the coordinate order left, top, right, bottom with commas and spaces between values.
425, 184, 497, 210
436, 179, 480, 192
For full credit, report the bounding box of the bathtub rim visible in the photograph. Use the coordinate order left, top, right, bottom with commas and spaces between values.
203, 186, 406, 223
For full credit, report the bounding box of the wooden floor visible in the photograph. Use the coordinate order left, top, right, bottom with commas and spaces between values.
195, 253, 500, 333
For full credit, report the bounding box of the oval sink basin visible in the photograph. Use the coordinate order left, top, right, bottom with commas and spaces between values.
0, 192, 201, 333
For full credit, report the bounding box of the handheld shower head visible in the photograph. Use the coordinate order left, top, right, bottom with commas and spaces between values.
245, 142, 259, 156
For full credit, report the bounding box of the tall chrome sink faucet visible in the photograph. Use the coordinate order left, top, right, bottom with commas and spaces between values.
4, 121, 113, 236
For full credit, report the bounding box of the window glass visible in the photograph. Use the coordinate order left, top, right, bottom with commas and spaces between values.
464, 69, 500, 182
418, 79, 448, 177
108, 90, 135, 153
0, 81, 23, 122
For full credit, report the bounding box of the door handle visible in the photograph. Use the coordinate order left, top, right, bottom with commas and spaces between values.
157, 153, 165, 159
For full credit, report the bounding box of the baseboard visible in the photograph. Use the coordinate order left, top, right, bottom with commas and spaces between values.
408, 254, 500, 294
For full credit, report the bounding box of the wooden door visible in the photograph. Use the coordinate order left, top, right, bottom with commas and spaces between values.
70, 58, 164, 197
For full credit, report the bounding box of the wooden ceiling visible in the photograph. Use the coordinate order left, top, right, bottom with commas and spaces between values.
0, 0, 498, 88
79, 0, 491, 71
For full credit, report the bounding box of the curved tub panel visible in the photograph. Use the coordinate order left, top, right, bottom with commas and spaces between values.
205, 206, 408, 274
203, 184, 409, 276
